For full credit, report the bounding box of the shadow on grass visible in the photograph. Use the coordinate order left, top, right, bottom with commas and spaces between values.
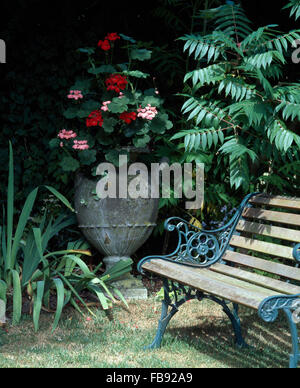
164, 308, 292, 368
0, 300, 295, 368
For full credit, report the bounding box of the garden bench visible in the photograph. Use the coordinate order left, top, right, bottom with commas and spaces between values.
137, 193, 300, 368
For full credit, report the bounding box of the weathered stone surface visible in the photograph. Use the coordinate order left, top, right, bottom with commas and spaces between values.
74, 173, 159, 258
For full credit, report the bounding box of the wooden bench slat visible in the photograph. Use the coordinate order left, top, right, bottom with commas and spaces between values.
198, 268, 282, 297
249, 195, 300, 210
142, 259, 277, 310
236, 220, 300, 243
242, 207, 300, 226
210, 263, 300, 295
223, 251, 300, 281
230, 235, 294, 260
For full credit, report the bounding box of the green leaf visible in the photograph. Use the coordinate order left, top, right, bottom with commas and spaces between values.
10, 187, 39, 271
69, 78, 93, 93
283, 2, 300, 20
11, 269, 22, 325
105, 149, 123, 166
122, 70, 150, 78
219, 137, 257, 162
49, 138, 60, 149
58, 272, 96, 317
44, 186, 75, 212
119, 33, 136, 43
78, 149, 97, 166
63, 106, 79, 119
96, 279, 116, 302
130, 49, 152, 61
51, 278, 65, 332
88, 284, 109, 310
22, 230, 42, 286
60, 156, 80, 172
88, 65, 116, 74
111, 287, 129, 308
33, 280, 45, 332
80, 100, 101, 112
107, 98, 128, 113
229, 154, 250, 191
33, 228, 43, 259
266, 118, 300, 152
141, 96, 161, 107
207, 46, 215, 63
133, 134, 151, 148
185, 64, 226, 87
0, 280, 7, 303
77, 47, 95, 55
102, 117, 117, 134
102, 258, 133, 283
62, 255, 94, 279
148, 114, 172, 134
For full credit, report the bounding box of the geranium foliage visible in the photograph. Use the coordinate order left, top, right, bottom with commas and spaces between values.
51, 33, 173, 172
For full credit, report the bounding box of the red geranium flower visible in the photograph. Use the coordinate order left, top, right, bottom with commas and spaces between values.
86, 110, 104, 127
119, 111, 137, 124
106, 33, 120, 41
97, 39, 111, 51
105, 74, 128, 93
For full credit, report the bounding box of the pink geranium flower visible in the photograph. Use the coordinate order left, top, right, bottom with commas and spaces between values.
73, 140, 89, 150
67, 90, 83, 100
137, 104, 158, 120
58, 129, 77, 139
101, 101, 111, 112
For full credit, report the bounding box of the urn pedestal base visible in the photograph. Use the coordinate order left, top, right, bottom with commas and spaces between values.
103, 256, 148, 300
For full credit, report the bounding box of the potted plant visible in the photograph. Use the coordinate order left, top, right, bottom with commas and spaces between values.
51, 33, 173, 297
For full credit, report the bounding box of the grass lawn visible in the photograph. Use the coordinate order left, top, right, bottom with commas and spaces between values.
0, 297, 293, 368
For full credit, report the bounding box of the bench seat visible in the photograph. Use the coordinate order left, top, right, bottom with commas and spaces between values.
143, 258, 300, 310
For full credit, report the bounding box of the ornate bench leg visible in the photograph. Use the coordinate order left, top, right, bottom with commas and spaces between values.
208, 296, 247, 348
146, 279, 248, 351
284, 309, 299, 369
224, 302, 248, 348
146, 280, 197, 350
146, 298, 178, 350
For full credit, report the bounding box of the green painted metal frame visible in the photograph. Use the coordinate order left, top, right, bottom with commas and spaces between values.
138, 193, 259, 271
258, 294, 300, 368
138, 192, 300, 368
145, 278, 247, 350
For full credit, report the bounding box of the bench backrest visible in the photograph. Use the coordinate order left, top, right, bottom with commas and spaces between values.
225, 194, 300, 282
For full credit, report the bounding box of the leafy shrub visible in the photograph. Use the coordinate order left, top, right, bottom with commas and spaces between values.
173, 1, 300, 198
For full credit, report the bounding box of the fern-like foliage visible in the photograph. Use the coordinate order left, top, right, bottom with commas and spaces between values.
283, 0, 300, 20
175, 1, 300, 193
214, 2, 253, 41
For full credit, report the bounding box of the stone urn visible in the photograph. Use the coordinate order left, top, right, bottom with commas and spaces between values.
74, 171, 159, 298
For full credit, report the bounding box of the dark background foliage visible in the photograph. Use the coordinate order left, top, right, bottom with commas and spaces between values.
0, 0, 298, 207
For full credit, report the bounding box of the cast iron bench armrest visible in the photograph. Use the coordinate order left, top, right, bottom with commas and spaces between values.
259, 293, 300, 323
138, 192, 259, 273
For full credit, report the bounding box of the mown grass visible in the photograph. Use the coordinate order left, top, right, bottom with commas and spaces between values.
0, 298, 294, 368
